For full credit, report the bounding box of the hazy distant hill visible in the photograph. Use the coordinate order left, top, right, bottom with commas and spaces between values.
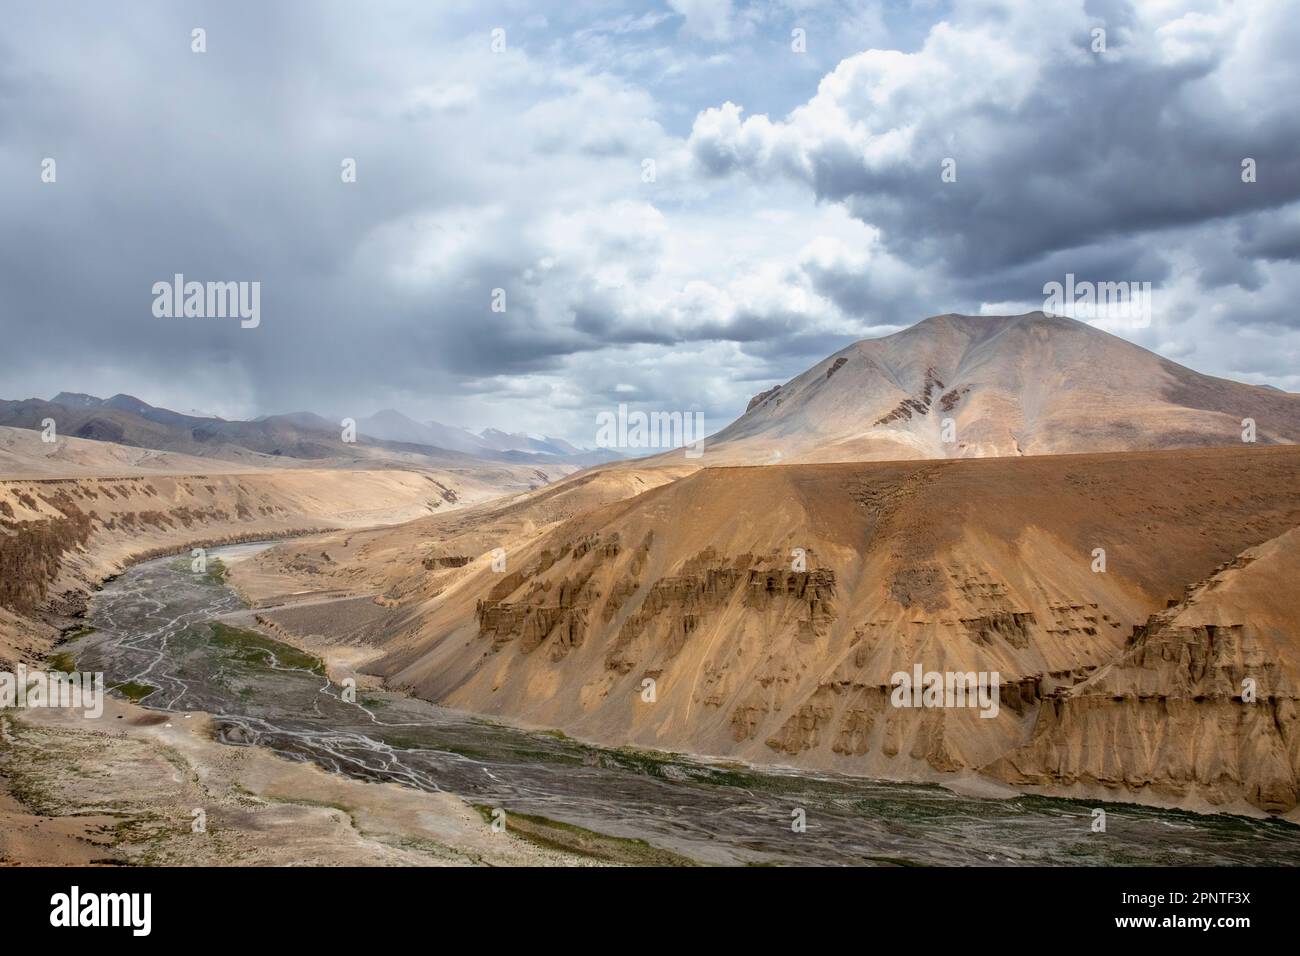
357, 410, 621, 466
0, 394, 461, 464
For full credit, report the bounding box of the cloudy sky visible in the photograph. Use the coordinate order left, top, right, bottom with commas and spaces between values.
2, 0, 1298, 444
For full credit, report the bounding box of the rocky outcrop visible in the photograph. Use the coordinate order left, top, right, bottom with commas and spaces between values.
473, 533, 837, 673
745, 385, 782, 413
872, 366, 946, 426
606, 554, 836, 674
423, 554, 471, 569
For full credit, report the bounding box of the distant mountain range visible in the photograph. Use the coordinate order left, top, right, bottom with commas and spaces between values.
354, 409, 589, 459
0, 393, 620, 468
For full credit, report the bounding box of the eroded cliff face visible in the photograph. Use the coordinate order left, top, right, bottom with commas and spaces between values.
0, 488, 95, 619
388, 522, 1130, 782
366, 448, 1300, 816
989, 527, 1300, 815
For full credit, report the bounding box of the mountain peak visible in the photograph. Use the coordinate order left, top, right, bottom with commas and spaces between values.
102, 393, 154, 414
50, 391, 104, 409
706, 311, 1300, 464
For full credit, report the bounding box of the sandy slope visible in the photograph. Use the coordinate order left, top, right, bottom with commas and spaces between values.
0, 696, 591, 866
230, 461, 693, 612
236, 445, 1300, 818
701, 312, 1300, 463
0, 425, 274, 478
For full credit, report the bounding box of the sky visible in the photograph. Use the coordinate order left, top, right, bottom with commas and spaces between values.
2, 0, 1298, 444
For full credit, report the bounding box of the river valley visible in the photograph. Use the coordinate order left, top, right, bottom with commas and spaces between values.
61, 544, 1300, 867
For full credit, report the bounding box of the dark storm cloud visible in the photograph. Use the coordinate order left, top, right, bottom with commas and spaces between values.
1237, 207, 1300, 264
687, 0, 1300, 347
954, 242, 1175, 306
0, 1, 673, 424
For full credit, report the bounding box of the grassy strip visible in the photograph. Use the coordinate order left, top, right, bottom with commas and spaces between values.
474, 804, 699, 866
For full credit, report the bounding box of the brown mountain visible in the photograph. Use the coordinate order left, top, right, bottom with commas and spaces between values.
703, 312, 1300, 463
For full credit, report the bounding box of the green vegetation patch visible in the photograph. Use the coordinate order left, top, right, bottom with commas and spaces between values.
473, 804, 700, 866
208, 622, 324, 674
45, 651, 78, 673
109, 681, 158, 703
